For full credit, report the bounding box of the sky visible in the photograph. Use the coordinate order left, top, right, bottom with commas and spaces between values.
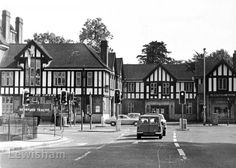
2, 0, 236, 64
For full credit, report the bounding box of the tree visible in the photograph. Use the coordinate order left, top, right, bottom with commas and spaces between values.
79, 18, 113, 52
136, 41, 176, 64
25, 32, 74, 44
186, 49, 232, 72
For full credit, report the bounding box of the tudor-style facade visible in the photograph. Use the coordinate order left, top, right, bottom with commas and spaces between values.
122, 64, 197, 121
0, 40, 123, 122
195, 57, 236, 123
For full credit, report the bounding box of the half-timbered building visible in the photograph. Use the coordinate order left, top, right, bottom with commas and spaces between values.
122, 63, 197, 121
0, 40, 123, 123
195, 54, 236, 123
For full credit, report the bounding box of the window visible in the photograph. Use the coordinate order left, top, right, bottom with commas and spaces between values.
185, 82, 193, 92
87, 72, 93, 86
128, 102, 134, 113
76, 72, 81, 86
162, 83, 170, 95
128, 83, 135, 92
2, 96, 13, 115
1, 71, 13, 86
53, 72, 66, 86
25, 58, 41, 86
150, 83, 157, 95
186, 103, 192, 114
218, 78, 227, 91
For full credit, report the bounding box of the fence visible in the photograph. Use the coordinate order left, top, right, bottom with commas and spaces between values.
0, 117, 38, 141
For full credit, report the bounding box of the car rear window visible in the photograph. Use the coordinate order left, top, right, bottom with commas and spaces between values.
140, 117, 149, 124
150, 117, 160, 124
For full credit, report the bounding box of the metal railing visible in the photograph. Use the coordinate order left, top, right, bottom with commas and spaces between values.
0, 117, 38, 141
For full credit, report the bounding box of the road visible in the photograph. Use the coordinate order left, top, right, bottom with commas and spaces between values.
1, 124, 236, 168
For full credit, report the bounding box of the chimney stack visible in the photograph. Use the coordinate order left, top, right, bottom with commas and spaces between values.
2, 10, 11, 43
15, 17, 23, 43
100, 40, 108, 66
233, 50, 236, 72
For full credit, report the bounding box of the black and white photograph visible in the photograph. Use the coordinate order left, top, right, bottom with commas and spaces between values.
0, 0, 236, 167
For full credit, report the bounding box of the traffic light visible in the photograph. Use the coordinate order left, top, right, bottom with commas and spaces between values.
115, 89, 121, 103
61, 91, 67, 104
23, 90, 30, 104
179, 91, 186, 104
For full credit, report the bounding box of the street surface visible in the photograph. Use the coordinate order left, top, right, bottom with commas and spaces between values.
1, 124, 236, 168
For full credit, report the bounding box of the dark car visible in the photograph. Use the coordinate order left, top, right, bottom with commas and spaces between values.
137, 114, 164, 139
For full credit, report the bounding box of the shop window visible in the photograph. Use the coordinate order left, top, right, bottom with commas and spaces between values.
1, 71, 13, 86
53, 72, 66, 86
162, 83, 170, 95
217, 78, 227, 91
150, 83, 157, 95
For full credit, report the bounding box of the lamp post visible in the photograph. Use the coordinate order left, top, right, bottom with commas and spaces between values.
81, 67, 86, 131
203, 48, 206, 126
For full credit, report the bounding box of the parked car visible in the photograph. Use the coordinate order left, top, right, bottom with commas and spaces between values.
137, 113, 164, 139
158, 114, 166, 136
105, 114, 138, 126
127, 113, 140, 119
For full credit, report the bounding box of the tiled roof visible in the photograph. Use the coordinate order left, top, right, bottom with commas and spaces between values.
163, 64, 194, 81
0, 43, 24, 67
0, 42, 109, 69
123, 63, 194, 81
123, 64, 157, 81
42, 43, 106, 68
194, 58, 233, 77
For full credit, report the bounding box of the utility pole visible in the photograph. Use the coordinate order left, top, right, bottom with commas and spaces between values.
203, 48, 206, 126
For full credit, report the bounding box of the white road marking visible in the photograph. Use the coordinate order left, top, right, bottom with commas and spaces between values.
96, 144, 105, 150
74, 151, 91, 161
76, 143, 87, 146
174, 143, 180, 148
177, 149, 185, 156
173, 131, 187, 160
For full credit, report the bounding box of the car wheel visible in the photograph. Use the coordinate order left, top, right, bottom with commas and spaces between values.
111, 122, 116, 126
137, 134, 141, 139
133, 121, 138, 126
159, 134, 163, 139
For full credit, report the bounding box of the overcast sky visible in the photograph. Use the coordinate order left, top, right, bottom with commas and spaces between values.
2, 0, 236, 64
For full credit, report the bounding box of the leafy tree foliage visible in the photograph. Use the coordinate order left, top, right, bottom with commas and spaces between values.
79, 18, 113, 52
186, 49, 232, 72
136, 41, 177, 64
25, 32, 74, 44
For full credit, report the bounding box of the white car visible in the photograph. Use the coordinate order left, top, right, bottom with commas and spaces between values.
105, 114, 138, 126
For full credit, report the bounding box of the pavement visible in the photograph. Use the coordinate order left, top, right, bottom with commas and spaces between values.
0, 123, 120, 153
